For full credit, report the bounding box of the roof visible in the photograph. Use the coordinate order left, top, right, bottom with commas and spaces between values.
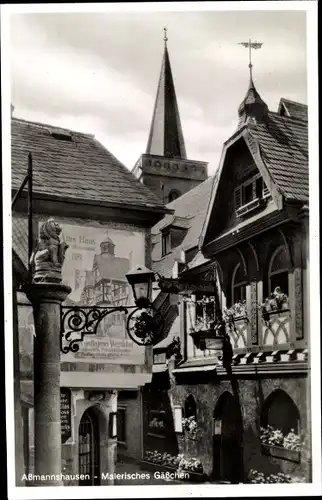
251, 109, 308, 201
146, 43, 186, 158
11, 118, 166, 210
12, 217, 29, 269
152, 175, 216, 276
278, 98, 308, 121
199, 97, 308, 250
95, 254, 129, 281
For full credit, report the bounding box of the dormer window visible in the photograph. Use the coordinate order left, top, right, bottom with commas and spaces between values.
234, 173, 269, 217
162, 230, 171, 256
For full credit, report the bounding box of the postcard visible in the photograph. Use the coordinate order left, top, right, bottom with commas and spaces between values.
2, 1, 320, 499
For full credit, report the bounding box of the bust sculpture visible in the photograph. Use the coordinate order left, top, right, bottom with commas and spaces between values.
30, 218, 69, 283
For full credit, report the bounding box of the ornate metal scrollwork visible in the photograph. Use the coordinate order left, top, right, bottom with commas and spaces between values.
126, 306, 165, 346
61, 304, 166, 353
61, 305, 131, 354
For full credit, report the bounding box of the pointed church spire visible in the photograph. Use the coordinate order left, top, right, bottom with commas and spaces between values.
237, 40, 268, 127
146, 29, 187, 159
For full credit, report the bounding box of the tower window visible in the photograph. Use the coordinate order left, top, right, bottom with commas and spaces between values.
168, 189, 181, 203
162, 230, 171, 256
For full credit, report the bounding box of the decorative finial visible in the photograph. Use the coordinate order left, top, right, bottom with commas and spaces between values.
238, 39, 263, 81
163, 27, 168, 44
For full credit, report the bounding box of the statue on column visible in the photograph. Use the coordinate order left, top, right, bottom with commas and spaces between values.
30, 218, 69, 283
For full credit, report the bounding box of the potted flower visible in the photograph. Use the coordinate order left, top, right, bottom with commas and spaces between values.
142, 450, 179, 472
260, 425, 302, 462
248, 469, 293, 484
260, 287, 289, 322
223, 300, 248, 331
182, 416, 199, 439
177, 454, 206, 482
149, 417, 165, 430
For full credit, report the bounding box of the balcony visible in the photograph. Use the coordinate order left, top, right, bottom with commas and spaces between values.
225, 315, 249, 349
260, 308, 291, 346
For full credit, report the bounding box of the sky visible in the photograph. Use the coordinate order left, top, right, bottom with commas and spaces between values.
9, 7, 308, 175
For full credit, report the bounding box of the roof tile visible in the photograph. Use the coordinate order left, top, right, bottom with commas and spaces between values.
11, 118, 165, 209
251, 110, 309, 202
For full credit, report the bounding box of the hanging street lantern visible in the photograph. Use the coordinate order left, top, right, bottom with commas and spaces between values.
125, 264, 155, 309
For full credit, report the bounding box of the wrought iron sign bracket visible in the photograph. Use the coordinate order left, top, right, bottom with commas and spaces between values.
61, 304, 165, 354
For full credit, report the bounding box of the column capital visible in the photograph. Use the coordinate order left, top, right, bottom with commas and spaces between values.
27, 282, 71, 305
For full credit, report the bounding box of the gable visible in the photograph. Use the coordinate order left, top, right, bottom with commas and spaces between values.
200, 133, 283, 251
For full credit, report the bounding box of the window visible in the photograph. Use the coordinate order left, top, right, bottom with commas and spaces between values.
147, 410, 166, 435
154, 352, 167, 364
232, 263, 247, 305
184, 395, 197, 419
268, 246, 289, 296
117, 408, 126, 443
168, 189, 181, 203
162, 231, 171, 256
234, 174, 269, 214
261, 389, 300, 436
195, 293, 216, 329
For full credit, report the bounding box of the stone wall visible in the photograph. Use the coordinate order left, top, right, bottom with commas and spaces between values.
164, 373, 311, 482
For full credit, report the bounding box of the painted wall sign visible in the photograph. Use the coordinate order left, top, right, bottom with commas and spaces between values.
60, 388, 72, 443
39, 221, 147, 365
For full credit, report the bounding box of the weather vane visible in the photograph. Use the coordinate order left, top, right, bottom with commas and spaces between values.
238, 39, 263, 79
163, 27, 168, 44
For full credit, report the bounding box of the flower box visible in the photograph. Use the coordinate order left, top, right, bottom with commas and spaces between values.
262, 444, 301, 463
189, 330, 225, 351
140, 460, 177, 474
179, 470, 207, 482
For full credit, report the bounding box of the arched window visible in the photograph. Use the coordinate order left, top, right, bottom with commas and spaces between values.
168, 189, 181, 203
268, 245, 289, 296
184, 394, 197, 419
231, 263, 247, 305
261, 389, 300, 436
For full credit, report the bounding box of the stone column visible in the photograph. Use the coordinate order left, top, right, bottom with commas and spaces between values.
29, 283, 71, 485
28, 217, 71, 486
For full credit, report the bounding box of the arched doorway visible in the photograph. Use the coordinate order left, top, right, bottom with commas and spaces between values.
78, 407, 100, 485
213, 392, 243, 484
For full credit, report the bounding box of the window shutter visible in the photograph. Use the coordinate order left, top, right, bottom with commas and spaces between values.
263, 183, 269, 197
234, 186, 242, 210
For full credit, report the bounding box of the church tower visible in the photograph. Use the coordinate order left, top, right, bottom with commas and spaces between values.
132, 30, 208, 204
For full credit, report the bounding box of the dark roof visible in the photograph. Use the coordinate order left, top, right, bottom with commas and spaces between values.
11, 118, 166, 210
251, 109, 308, 201
152, 176, 216, 276
12, 217, 29, 269
146, 44, 186, 158
278, 98, 308, 121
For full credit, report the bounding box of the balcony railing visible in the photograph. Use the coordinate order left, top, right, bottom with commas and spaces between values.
260, 308, 291, 346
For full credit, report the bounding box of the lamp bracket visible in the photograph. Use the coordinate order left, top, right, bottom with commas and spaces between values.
61, 304, 165, 353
